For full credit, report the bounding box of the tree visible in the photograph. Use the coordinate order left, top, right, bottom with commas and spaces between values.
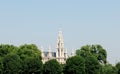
101, 64, 118, 74
116, 62, 120, 74
0, 44, 18, 57
85, 56, 101, 74
18, 44, 42, 60
22, 57, 43, 74
43, 59, 62, 74
0, 58, 3, 74
76, 45, 107, 64
0, 44, 18, 74
63, 56, 85, 74
17, 44, 43, 74
3, 53, 22, 74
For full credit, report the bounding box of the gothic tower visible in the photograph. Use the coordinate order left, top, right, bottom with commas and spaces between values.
56, 30, 66, 63
42, 30, 68, 64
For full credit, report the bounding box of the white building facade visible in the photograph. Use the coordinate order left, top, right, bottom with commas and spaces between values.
41, 30, 68, 64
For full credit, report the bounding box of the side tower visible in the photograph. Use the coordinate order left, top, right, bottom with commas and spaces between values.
56, 30, 67, 63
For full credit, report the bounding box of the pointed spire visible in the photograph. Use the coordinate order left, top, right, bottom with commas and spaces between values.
40, 46, 44, 52
65, 49, 67, 54
65, 49, 68, 58
48, 45, 52, 57
48, 45, 51, 53
41, 46, 44, 57
71, 49, 75, 57
58, 30, 64, 47
56, 29, 66, 63
59, 28, 62, 31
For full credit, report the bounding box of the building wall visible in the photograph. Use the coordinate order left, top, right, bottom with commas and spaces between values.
42, 30, 68, 64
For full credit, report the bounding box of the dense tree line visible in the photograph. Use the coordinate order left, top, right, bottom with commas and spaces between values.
0, 44, 43, 74
0, 44, 120, 74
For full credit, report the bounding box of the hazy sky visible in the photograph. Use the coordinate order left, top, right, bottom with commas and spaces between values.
0, 0, 120, 64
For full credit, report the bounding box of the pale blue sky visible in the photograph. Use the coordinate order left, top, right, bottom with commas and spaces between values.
0, 0, 120, 64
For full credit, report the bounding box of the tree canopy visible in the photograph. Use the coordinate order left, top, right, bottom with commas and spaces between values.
85, 56, 101, 74
3, 53, 22, 74
0, 44, 119, 74
101, 64, 118, 74
76, 45, 107, 64
116, 62, 120, 74
17, 44, 43, 74
0, 44, 43, 74
43, 59, 62, 74
63, 56, 85, 74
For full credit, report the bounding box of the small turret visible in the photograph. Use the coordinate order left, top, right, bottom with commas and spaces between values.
48, 45, 52, 57
71, 49, 75, 57
41, 46, 44, 57
65, 49, 68, 58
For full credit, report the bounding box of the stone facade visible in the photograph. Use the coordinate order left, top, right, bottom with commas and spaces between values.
41, 30, 68, 64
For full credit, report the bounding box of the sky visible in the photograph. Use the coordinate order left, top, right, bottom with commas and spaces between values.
0, 0, 120, 64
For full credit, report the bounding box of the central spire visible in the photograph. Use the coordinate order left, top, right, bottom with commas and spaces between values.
56, 30, 66, 63
58, 30, 64, 44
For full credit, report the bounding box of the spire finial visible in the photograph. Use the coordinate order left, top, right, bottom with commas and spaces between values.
71, 49, 75, 56
48, 45, 51, 52
59, 28, 62, 31
41, 46, 44, 52
48, 45, 52, 57
65, 49, 67, 53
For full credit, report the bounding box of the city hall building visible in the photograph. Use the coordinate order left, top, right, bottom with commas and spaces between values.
41, 30, 75, 64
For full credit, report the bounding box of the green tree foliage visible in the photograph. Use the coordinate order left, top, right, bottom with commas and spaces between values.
17, 44, 43, 74
21, 57, 43, 74
43, 59, 62, 74
0, 44, 18, 57
0, 43, 119, 74
101, 64, 118, 74
116, 62, 120, 74
0, 44, 42, 74
0, 44, 18, 74
63, 56, 85, 74
76, 44, 107, 64
3, 54, 22, 74
0, 58, 3, 74
85, 56, 101, 74
18, 44, 42, 60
